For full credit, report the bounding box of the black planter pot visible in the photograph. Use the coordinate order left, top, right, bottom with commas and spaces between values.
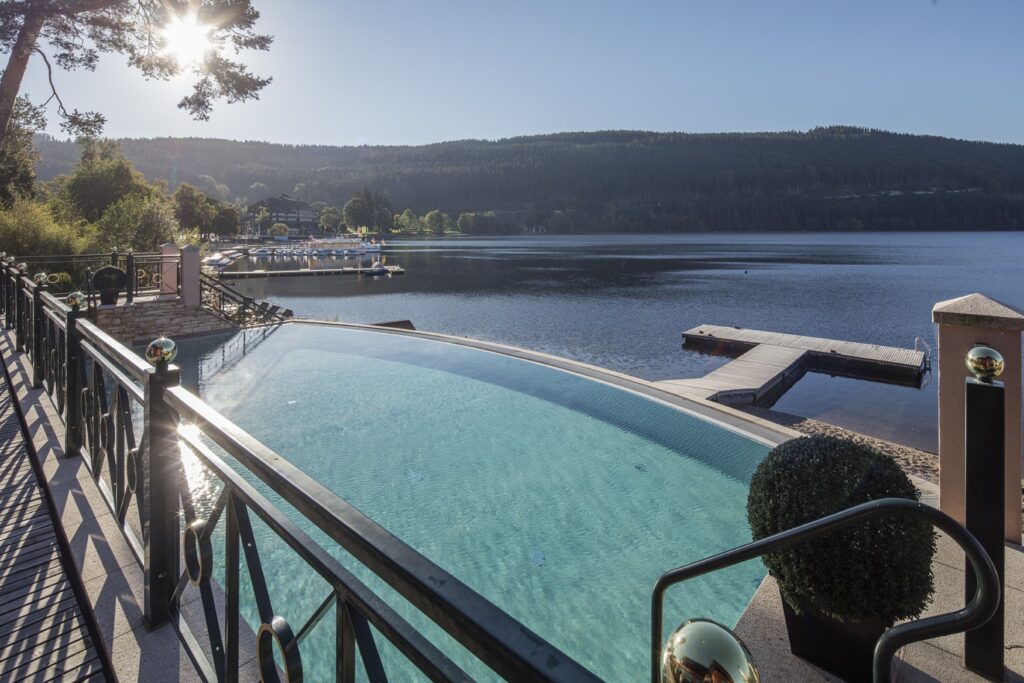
99, 289, 119, 306
780, 592, 888, 682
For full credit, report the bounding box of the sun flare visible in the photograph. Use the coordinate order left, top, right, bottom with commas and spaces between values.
161, 13, 212, 67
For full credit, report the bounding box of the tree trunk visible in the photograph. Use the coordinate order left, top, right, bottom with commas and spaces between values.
0, 11, 47, 153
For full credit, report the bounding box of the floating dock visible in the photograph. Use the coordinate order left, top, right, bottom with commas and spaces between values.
219, 266, 404, 279
656, 324, 928, 406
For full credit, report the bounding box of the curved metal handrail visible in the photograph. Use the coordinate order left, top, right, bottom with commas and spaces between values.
651, 498, 1000, 683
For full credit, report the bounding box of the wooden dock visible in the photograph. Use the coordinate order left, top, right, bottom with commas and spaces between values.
0, 370, 109, 679
219, 265, 404, 279
656, 325, 928, 406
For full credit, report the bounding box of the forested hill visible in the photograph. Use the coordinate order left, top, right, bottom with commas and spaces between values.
33, 127, 1024, 232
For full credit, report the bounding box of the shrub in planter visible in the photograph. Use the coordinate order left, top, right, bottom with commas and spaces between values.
746, 435, 935, 682
91, 265, 127, 305
45, 272, 73, 293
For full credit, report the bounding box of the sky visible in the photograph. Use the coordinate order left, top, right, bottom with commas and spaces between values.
19, 0, 1024, 146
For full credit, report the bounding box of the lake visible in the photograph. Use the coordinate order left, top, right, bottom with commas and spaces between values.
218, 232, 1024, 453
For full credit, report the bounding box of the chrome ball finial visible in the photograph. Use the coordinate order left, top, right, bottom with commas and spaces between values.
65, 291, 85, 308
32, 272, 47, 285
966, 345, 1004, 382
15, 262, 27, 272
662, 619, 759, 683
145, 337, 177, 366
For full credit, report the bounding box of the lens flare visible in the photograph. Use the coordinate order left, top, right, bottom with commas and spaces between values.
161, 13, 212, 67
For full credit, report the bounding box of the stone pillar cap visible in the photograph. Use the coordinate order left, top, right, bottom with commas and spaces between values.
932, 293, 1024, 331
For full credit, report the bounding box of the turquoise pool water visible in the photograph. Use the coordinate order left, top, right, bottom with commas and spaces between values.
183, 324, 770, 681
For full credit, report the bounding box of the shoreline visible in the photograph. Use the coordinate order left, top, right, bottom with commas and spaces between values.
743, 404, 1024, 528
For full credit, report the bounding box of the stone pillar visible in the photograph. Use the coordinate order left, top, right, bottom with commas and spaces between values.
179, 245, 200, 307
932, 293, 1023, 543
160, 243, 178, 298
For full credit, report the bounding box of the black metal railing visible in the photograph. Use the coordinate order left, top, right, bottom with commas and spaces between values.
200, 273, 292, 326
13, 249, 181, 304
0, 257, 600, 683
651, 498, 1001, 683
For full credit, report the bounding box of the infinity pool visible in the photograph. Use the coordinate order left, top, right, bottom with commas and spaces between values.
183, 323, 771, 681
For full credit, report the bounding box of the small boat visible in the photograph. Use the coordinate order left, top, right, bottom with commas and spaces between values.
252, 248, 273, 257
361, 261, 389, 277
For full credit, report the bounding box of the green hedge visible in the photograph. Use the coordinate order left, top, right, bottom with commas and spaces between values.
747, 435, 935, 623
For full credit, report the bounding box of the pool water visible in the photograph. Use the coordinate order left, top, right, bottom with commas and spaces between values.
182, 324, 771, 681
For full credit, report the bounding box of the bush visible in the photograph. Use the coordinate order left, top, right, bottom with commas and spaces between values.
93, 193, 180, 252
746, 435, 935, 624
0, 198, 80, 256
45, 272, 73, 292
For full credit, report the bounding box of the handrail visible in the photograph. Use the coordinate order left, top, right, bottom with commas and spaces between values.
166, 384, 599, 682
199, 272, 292, 325
651, 498, 1001, 683
0, 254, 602, 682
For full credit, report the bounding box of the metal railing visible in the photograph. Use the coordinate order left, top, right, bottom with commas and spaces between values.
12, 250, 182, 305
0, 258, 600, 683
651, 498, 1001, 683
199, 273, 293, 326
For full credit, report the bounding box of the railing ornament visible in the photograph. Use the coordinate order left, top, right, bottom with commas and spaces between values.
662, 619, 759, 683
145, 336, 177, 366
183, 520, 214, 586
66, 291, 86, 308
257, 616, 303, 683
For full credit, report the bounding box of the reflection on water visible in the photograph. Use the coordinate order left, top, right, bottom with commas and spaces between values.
209, 232, 1024, 452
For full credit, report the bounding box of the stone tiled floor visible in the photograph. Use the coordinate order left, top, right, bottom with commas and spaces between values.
735, 529, 1024, 682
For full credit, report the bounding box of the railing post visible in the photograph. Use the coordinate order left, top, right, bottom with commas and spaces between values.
963, 350, 1006, 680
14, 273, 24, 351
1, 264, 9, 329
64, 302, 83, 457
125, 252, 135, 304
110, 249, 118, 267
141, 342, 181, 628
31, 282, 44, 388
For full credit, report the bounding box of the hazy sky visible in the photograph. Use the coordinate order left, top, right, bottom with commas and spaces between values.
20, 0, 1024, 146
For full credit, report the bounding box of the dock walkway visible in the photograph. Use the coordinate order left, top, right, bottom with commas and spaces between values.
220, 265, 404, 279
657, 324, 927, 406
0, 363, 109, 680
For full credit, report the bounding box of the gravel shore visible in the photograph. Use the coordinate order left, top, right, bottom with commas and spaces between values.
742, 405, 1024, 530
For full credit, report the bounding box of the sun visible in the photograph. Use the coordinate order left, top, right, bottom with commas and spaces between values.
161, 13, 213, 67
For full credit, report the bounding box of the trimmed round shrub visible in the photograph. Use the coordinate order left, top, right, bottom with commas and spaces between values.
91, 265, 126, 292
747, 435, 935, 624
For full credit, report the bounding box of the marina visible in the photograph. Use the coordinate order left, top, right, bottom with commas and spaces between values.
219, 264, 404, 279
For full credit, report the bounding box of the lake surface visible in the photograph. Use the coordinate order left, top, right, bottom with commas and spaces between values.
221, 232, 1024, 452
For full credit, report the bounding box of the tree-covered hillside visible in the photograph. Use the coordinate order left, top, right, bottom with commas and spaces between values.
33, 127, 1024, 232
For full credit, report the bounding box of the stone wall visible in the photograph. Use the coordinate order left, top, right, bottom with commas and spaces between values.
92, 296, 236, 345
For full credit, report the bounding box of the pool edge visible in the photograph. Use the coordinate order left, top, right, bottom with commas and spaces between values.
289, 318, 801, 447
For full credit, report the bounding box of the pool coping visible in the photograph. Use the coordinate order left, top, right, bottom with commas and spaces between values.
289, 318, 802, 447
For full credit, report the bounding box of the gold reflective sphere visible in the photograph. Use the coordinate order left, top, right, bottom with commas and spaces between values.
663, 619, 759, 683
965, 345, 1004, 382
145, 337, 177, 366
65, 291, 85, 308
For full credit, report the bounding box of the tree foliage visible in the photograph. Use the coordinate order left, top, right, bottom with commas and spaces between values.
0, 97, 45, 205
0, 0, 272, 151
91, 192, 179, 252
268, 222, 288, 237
342, 196, 371, 232
319, 205, 343, 232
53, 153, 155, 222
33, 127, 1024, 232
0, 196, 79, 255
